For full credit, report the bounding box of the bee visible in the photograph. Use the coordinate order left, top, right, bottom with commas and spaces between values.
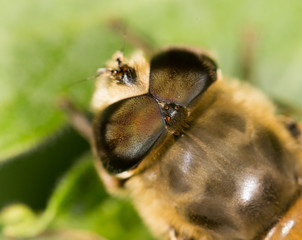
63, 44, 302, 240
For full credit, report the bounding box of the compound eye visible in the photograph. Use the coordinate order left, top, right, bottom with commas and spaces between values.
94, 95, 165, 174
150, 49, 217, 106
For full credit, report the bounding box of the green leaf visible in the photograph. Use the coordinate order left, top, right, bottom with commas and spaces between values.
1, 156, 154, 240
0, 126, 90, 210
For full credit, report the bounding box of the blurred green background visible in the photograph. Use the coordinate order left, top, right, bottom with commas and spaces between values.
0, 0, 301, 239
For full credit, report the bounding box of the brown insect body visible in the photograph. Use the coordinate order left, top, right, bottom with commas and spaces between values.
91, 47, 302, 240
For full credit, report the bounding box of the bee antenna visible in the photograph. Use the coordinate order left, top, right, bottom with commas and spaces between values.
107, 18, 155, 57
63, 67, 111, 90
61, 75, 94, 91
107, 18, 127, 53
120, 28, 126, 53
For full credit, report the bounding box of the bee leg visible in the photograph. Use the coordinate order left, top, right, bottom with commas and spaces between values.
59, 98, 126, 193
58, 98, 93, 143
239, 27, 257, 82
290, 121, 302, 144
279, 116, 302, 144
169, 228, 194, 240
94, 160, 127, 195
169, 229, 181, 240
107, 18, 155, 58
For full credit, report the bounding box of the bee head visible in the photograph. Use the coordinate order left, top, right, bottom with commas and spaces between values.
93, 47, 218, 176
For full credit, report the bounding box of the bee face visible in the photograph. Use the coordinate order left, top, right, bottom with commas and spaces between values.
91, 48, 302, 240
93, 48, 217, 174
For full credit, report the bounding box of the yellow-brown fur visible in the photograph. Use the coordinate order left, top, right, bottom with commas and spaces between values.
124, 79, 302, 240
92, 49, 302, 240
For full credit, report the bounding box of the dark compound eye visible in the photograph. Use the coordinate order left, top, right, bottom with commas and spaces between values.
94, 95, 166, 174
149, 49, 217, 106
94, 49, 217, 174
